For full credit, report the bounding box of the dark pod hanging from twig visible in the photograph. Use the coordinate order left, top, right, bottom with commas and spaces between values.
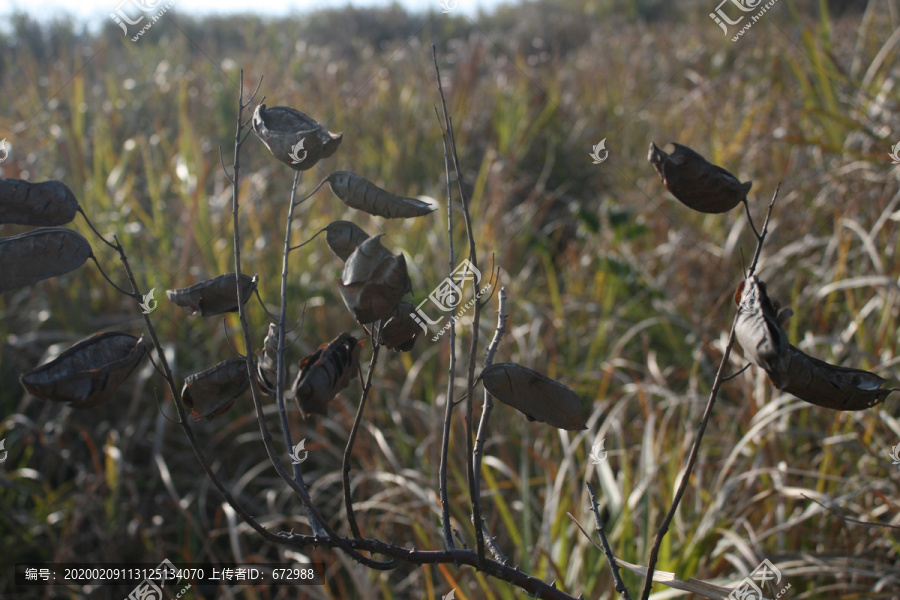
365, 301, 420, 352
481, 363, 587, 430
291, 332, 363, 417
0, 228, 92, 293
20, 332, 146, 408
648, 142, 752, 213
326, 171, 436, 219
166, 273, 258, 316
182, 356, 252, 420
324, 220, 370, 262
734, 276, 896, 410
339, 235, 412, 324
778, 346, 895, 411
0, 178, 79, 226
251, 104, 342, 171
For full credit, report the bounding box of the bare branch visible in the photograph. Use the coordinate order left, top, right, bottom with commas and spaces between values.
640, 185, 780, 600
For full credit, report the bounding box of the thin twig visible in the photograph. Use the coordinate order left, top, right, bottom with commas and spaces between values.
472, 288, 507, 552
586, 482, 631, 599
639, 186, 780, 600
434, 101, 458, 550
804, 494, 900, 531
432, 42, 486, 567
343, 331, 381, 538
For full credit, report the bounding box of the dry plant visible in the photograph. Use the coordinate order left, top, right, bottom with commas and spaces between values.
5, 41, 898, 600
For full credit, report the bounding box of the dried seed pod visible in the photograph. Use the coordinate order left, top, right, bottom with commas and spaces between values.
365, 301, 419, 351
324, 220, 370, 262
339, 236, 412, 324
734, 276, 790, 387
648, 142, 752, 213
257, 323, 279, 394
291, 333, 363, 417
779, 346, 895, 411
481, 363, 587, 430
0, 228, 92, 293
167, 273, 258, 316
182, 357, 251, 420
326, 171, 436, 219
20, 332, 145, 408
0, 178, 79, 226
251, 104, 342, 171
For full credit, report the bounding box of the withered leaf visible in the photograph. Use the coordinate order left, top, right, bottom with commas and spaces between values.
481, 363, 587, 430
648, 142, 751, 213
291, 333, 363, 417
339, 236, 411, 324
324, 220, 370, 262
734, 276, 790, 387
778, 346, 895, 411
257, 323, 279, 394
0, 178, 79, 226
251, 104, 342, 171
365, 301, 420, 352
20, 332, 145, 408
0, 228, 92, 293
327, 171, 436, 219
182, 357, 252, 420
167, 273, 258, 316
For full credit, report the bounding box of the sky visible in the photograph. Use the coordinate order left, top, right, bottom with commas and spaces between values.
0, 0, 500, 28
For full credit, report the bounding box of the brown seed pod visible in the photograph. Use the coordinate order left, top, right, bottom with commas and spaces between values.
0, 228, 92, 293
778, 346, 895, 411
291, 333, 363, 417
339, 235, 412, 324
0, 178, 79, 226
734, 276, 790, 387
326, 171, 436, 219
648, 142, 752, 213
324, 220, 370, 262
481, 363, 587, 430
20, 332, 146, 408
365, 301, 419, 352
251, 104, 342, 171
166, 273, 258, 316
182, 357, 251, 420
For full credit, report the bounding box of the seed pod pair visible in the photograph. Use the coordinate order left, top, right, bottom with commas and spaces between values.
734, 276, 896, 410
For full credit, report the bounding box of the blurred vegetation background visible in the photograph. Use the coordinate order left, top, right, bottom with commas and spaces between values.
1, 0, 900, 598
